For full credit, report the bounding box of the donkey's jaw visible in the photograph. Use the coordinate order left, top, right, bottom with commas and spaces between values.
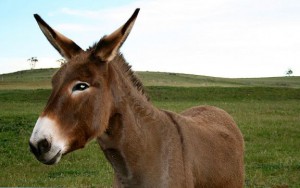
29, 116, 67, 165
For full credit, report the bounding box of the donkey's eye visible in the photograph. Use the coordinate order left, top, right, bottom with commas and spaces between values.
72, 83, 90, 92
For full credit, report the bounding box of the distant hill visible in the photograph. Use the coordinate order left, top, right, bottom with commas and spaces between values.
0, 68, 299, 89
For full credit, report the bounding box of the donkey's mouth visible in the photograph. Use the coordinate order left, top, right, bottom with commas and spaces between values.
42, 150, 62, 165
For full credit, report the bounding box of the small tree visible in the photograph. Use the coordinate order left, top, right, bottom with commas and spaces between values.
27, 57, 38, 70
286, 69, 293, 77
56, 58, 67, 67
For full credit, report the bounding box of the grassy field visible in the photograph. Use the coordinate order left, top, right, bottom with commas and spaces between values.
0, 69, 299, 187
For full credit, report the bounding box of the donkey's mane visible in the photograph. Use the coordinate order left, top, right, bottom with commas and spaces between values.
116, 54, 150, 101
88, 44, 150, 101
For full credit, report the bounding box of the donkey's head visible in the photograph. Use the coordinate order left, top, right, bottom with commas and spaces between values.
29, 9, 140, 165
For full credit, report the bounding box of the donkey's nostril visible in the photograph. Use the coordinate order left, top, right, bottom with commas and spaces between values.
37, 139, 51, 154
29, 141, 39, 156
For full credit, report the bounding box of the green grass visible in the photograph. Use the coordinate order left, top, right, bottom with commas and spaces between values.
0, 87, 299, 187
0, 69, 55, 89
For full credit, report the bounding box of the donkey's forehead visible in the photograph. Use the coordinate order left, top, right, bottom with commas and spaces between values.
68, 51, 93, 64
51, 52, 105, 84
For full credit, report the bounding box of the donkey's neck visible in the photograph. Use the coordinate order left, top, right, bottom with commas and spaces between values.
97, 59, 185, 187
98, 99, 162, 187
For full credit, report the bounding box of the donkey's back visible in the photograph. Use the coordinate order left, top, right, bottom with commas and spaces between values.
176, 105, 244, 187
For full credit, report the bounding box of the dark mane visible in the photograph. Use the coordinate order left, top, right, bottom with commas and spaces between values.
87, 44, 150, 101
116, 54, 150, 101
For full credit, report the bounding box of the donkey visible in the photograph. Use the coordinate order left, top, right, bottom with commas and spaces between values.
29, 9, 244, 187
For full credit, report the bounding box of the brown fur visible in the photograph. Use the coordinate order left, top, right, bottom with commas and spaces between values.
31, 9, 244, 187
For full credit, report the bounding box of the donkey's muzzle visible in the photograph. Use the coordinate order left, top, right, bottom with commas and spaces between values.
29, 117, 65, 165
30, 138, 51, 156
29, 138, 62, 165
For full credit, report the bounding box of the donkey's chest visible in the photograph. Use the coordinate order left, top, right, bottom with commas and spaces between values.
96, 111, 191, 187
101, 146, 155, 188
103, 148, 129, 177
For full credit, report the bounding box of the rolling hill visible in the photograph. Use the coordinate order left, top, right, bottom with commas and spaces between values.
0, 68, 299, 89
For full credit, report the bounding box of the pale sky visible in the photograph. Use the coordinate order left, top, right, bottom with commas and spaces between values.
1, 0, 299, 78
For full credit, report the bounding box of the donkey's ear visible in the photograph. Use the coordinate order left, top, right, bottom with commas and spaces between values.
34, 14, 83, 60
94, 8, 140, 62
